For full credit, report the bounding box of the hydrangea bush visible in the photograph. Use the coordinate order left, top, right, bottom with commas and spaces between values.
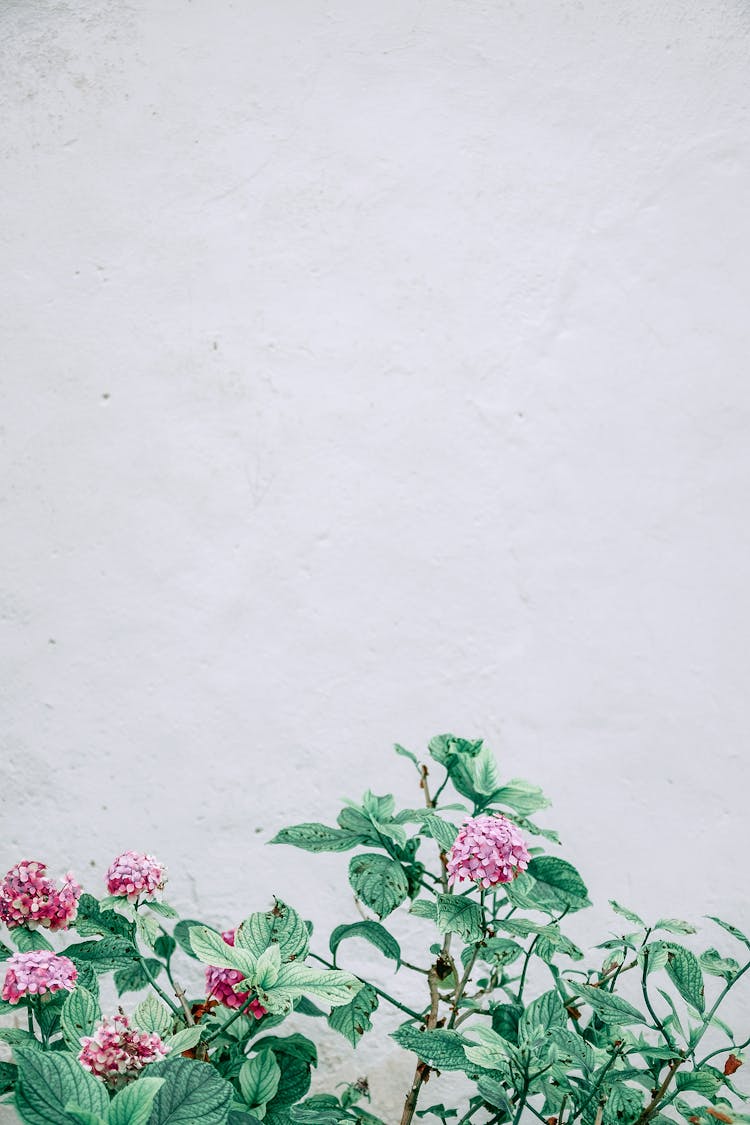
1, 735, 748, 1125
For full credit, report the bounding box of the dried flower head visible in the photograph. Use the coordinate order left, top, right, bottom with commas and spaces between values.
205, 929, 266, 1017
106, 852, 166, 902
1, 950, 78, 1004
447, 814, 530, 888
0, 860, 81, 931
78, 1013, 167, 1083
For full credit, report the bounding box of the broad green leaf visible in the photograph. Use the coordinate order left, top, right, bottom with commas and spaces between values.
145, 1058, 234, 1124
108, 1078, 165, 1125
577, 983, 648, 1025
525, 856, 591, 913
135, 913, 162, 950
519, 990, 566, 1042
188, 926, 257, 975
463, 1025, 513, 1070
700, 948, 740, 981
491, 1004, 521, 1044
64, 936, 138, 972
410, 900, 437, 922
639, 942, 670, 975
469, 937, 523, 968
235, 900, 309, 964
0, 1060, 16, 1095
63, 1110, 105, 1125
610, 901, 645, 927
655, 918, 697, 935
0, 1029, 42, 1049
348, 854, 409, 919
675, 1067, 722, 1096
391, 1025, 471, 1071
61, 987, 101, 1050
707, 916, 750, 950
328, 984, 379, 1046
253, 1033, 317, 1069
14, 1048, 109, 1125
329, 921, 400, 967
420, 813, 459, 852
166, 1026, 203, 1054
436, 894, 483, 942
12, 930, 54, 953
146, 901, 178, 919
173, 919, 213, 960
260, 961, 362, 1013
270, 823, 359, 853
239, 1049, 282, 1111
666, 945, 705, 1013
114, 958, 164, 995
254, 943, 282, 990
133, 994, 173, 1037
74, 894, 135, 942
491, 779, 551, 816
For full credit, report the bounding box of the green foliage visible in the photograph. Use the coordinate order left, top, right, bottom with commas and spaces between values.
329, 921, 401, 967
145, 1058, 234, 1124
348, 853, 409, 918
328, 984, 379, 1046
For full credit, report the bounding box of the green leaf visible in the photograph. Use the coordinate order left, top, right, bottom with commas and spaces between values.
420, 813, 459, 852
491, 1004, 521, 1043
469, 937, 523, 968
640, 941, 670, 975
75, 895, 135, 941
260, 961, 362, 1014
61, 987, 101, 1050
435, 894, 483, 943
577, 983, 648, 1025
270, 823, 359, 853
14, 1048, 109, 1125
145, 1058, 234, 1124
329, 921, 401, 968
114, 958, 163, 995
675, 1067, 722, 1097
63, 1110, 106, 1125
463, 1025, 513, 1070
525, 856, 591, 913
173, 919, 211, 959
707, 916, 750, 950
700, 948, 740, 981
666, 945, 705, 1013
410, 900, 437, 922
239, 1049, 282, 1111
133, 993, 173, 1037
108, 1078, 165, 1125
188, 926, 257, 975
490, 779, 551, 816
253, 1033, 317, 1070
610, 901, 645, 927
255, 944, 282, 990
235, 900, 310, 964
64, 936, 138, 972
348, 854, 409, 919
519, 990, 566, 1042
146, 901, 179, 919
0, 1029, 42, 1049
655, 918, 697, 935
135, 913, 162, 950
394, 744, 420, 768
12, 929, 54, 953
165, 1026, 203, 1055
328, 984, 379, 1046
391, 1025, 470, 1071
0, 1060, 17, 1094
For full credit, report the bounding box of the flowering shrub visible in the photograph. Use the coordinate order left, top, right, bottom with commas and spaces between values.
0, 733, 748, 1125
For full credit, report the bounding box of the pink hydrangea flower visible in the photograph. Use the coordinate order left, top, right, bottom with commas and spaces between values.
447, 814, 530, 888
205, 929, 266, 1017
78, 1013, 167, 1084
2, 950, 78, 1004
0, 860, 81, 931
106, 851, 166, 902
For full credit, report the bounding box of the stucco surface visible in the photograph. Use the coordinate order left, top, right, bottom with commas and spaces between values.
2, 1, 750, 1119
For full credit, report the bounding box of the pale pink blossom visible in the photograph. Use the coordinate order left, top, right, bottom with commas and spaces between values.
78, 1014, 167, 1084
106, 851, 166, 902
205, 929, 266, 1017
0, 860, 81, 932
447, 814, 530, 888
1, 950, 78, 1004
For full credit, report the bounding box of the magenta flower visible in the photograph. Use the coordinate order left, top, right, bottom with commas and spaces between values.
106, 851, 166, 902
447, 814, 530, 888
0, 860, 81, 932
2, 950, 78, 1004
205, 929, 267, 1017
78, 1013, 167, 1084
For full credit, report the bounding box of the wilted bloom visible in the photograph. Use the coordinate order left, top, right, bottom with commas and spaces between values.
205, 929, 266, 1017
78, 1013, 167, 1083
2, 950, 78, 1004
447, 814, 530, 888
106, 851, 166, 902
0, 860, 81, 931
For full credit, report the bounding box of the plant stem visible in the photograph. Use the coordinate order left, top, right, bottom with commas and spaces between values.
697, 1033, 750, 1069
632, 1056, 682, 1125
204, 992, 262, 1044
517, 934, 540, 1005
309, 952, 423, 1021
138, 955, 182, 1019
640, 946, 676, 1050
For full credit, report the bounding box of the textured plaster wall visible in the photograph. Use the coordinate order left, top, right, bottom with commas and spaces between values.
2, 1, 750, 1118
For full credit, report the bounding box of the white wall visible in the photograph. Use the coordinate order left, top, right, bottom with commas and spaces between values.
2, 0, 750, 1117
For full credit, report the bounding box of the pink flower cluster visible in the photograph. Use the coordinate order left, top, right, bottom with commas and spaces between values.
447, 814, 530, 888
1, 950, 78, 1004
106, 851, 166, 902
205, 930, 266, 1017
0, 860, 81, 932
78, 1014, 167, 1083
